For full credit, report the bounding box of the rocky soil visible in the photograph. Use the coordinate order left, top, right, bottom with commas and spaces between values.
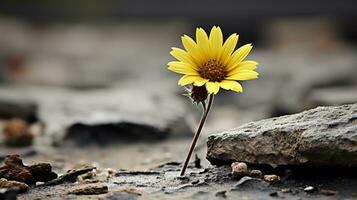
2, 156, 357, 200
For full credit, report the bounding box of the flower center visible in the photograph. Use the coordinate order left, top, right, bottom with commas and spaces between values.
199, 59, 227, 82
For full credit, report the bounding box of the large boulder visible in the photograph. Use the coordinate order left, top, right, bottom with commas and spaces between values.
207, 103, 357, 167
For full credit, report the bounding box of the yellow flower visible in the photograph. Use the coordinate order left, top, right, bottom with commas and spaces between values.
168, 26, 259, 95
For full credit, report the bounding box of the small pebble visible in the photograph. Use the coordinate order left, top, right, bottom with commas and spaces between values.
281, 188, 291, 193
304, 186, 316, 193
249, 170, 262, 178
263, 175, 281, 183
77, 171, 96, 183
231, 162, 248, 177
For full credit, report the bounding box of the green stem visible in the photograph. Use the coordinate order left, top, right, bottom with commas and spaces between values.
180, 94, 214, 176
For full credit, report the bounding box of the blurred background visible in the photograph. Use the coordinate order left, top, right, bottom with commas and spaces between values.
0, 0, 357, 169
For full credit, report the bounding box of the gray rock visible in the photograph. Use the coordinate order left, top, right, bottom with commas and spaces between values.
207, 103, 357, 167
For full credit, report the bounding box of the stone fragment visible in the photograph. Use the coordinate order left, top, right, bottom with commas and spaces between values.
68, 183, 108, 195
2, 119, 34, 147
44, 166, 95, 186
207, 103, 357, 167
304, 186, 316, 193
263, 175, 281, 183
249, 170, 263, 178
0, 155, 57, 185
77, 171, 97, 183
95, 168, 118, 183
27, 163, 58, 183
0, 178, 29, 193
231, 162, 248, 177
0, 155, 33, 184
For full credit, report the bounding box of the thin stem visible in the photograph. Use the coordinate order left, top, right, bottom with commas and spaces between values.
180, 94, 214, 176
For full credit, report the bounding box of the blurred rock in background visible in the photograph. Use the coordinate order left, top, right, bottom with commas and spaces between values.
0, 16, 357, 134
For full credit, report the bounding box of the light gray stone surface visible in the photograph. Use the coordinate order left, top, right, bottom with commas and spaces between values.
0, 85, 192, 145
207, 103, 357, 167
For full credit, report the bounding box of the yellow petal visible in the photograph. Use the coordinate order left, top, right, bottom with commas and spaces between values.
196, 28, 211, 58
219, 33, 239, 66
170, 48, 197, 68
206, 82, 220, 94
227, 61, 258, 76
226, 70, 259, 80
178, 75, 197, 86
168, 61, 196, 71
209, 26, 223, 59
219, 80, 243, 92
193, 77, 209, 86
181, 35, 203, 64
227, 44, 253, 70
168, 61, 199, 75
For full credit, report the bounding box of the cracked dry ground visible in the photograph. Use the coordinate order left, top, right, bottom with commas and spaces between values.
15, 161, 357, 200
